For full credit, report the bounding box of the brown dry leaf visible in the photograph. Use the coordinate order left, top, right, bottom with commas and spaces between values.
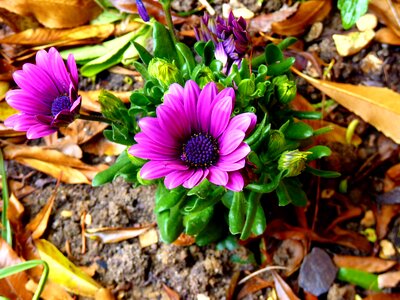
95, 288, 115, 300
163, 283, 180, 300
172, 233, 195, 246
369, 0, 400, 38
9, 180, 35, 199
378, 271, 400, 289
364, 294, 400, 300
333, 255, 396, 273
0, 238, 33, 300
271, 0, 331, 36
26, 178, 59, 239
35, 239, 102, 297
7, 193, 25, 224
0, 0, 102, 28
26, 279, 73, 300
237, 276, 273, 299
59, 119, 108, 145
375, 27, 400, 45
0, 101, 18, 121
293, 68, 400, 144
82, 136, 126, 156
3, 144, 108, 184
249, 3, 299, 32
271, 270, 301, 300
0, 81, 9, 101
376, 204, 400, 239
80, 90, 131, 113
85, 224, 155, 243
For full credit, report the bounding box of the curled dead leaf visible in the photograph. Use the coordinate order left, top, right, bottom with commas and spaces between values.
293, 68, 400, 144
0, 0, 102, 28
375, 27, 400, 45
369, 0, 400, 38
333, 255, 396, 273
85, 224, 155, 243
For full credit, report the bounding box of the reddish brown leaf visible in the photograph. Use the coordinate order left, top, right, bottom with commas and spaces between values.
249, 3, 299, 32
333, 255, 396, 273
226, 271, 241, 300
237, 276, 273, 299
272, 270, 301, 300
271, 0, 331, 36
0, 238, 33, 300
376, 204, 400, 239
163, 283, 180, 300
59, 119, 108, 145
375, 27, 400, 45
369, 0, 400, 38
364, 294, 400, 300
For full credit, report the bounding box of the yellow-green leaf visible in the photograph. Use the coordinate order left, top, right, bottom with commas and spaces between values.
0, 101, 18, 121
293, 69, 400, 143
35, 239, 102, 297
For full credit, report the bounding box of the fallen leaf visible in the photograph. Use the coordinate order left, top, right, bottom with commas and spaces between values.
59, 119, 108, 145
3, 145, 108, 184
80, 90, 131, 113
293, 68, 400, 144
0, 101, 18, 121
271, 0, 332, 36
333, 255, 396, 273
376, 204, 400, 239
271, 270, 300, 300
82, 136, 126, 156
0, 0, 102, 28
332, 30, 375, 57
35, 239, 102, 297
95, 288, 115, 300
9, 180, 35, 199
298, 248, 337, 297
25, 279, 73, 300
0, 238, 33, 300
26, 178, 59, 239
7, 193, 25, 225
172, 233, 195, 246
85, 224, 154, 243
375, 27, 400, 45
249, 3, 299, 32
163, 283, 180, 300
378, 271, 400, 289
369, 0, 400, 38
364, 294, 400, 300
0, 59, 17, 81
237, 276, 273, 299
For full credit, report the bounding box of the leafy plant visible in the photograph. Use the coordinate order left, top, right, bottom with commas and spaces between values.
338, 0, 369, 30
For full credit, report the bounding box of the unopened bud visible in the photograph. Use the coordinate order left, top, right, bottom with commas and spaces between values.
267, 130, 285, 158
274, 75, 297, 104
98, 90, 127, 122
148, 58, 182, 88
278, 150, 310, 177
194, 66, 215, 88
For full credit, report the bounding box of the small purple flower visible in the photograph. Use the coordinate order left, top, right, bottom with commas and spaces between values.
195, 12, 250, 71
5, 47, 81, 139
129, 80, 256, 191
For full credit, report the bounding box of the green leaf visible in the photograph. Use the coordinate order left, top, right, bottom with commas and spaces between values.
338, 0, 369, 30
103, 123, 134, 145
276, 178, 307, 206
228, 192, 247, 234
176, 42, 196, 76
182, 186, 225, 213
157, 206, 184, 244
131, 41, 153, 65
183, 206, 214, 236
251, 204, 266, 236
195, 217, 225, 246
337, 268, 381, 291
153, 21, 178, 62
291, 110, 322, 120
307, 145, 332, 161
284, 121, 314, 140
155, 184, 186, 213
278, 37, 297, 50
267, 57, 295, 76
305, 165, 341, 178
265, 44, 283, 65
203, 40, 215, 65
187, 179, 211, 199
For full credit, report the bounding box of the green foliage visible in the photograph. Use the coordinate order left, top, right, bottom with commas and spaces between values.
337, 268, 381, 291
338, 0, 369, 30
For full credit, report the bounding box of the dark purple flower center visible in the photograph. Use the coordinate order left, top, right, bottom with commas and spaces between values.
181, 133, 219, 168
51, 95, 72, 116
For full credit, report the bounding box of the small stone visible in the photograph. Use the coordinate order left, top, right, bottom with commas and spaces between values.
60, 210, 73, 218
356, 13, 378, 32
360, 210, 376, 227
379, 239, 396, 259
139, 228, 159, 248
84, 213, 92, 225
197, 294, 210, 300
305, 22, 323, 42
299, 248, 338, 296
360, 53, 383, 75
232, 7, 255, 19
333, 29, 375, 57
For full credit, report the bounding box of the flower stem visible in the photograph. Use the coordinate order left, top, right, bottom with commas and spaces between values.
251, 53, 266, 69
77, 114, 113, 124
162, 2, 177, 44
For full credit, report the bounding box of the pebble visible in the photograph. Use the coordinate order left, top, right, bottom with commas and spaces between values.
360, 53, 383, 75
222, 0, 256, 19
139, 228, 159, 248
333, 29, 375, 56
360, 210, 376, 227
356, 13, 378, 32
379, 239, 396, 259
305, 22, 323, 42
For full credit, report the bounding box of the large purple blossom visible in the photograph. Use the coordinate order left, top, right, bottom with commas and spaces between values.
129, 80, 256, 191
5, 47, 81, 139
195, 12, 250, 71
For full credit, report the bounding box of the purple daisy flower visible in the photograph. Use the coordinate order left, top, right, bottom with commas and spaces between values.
195, 12, 250, 72
4, 47, 81, 139
129, 80, 256, 191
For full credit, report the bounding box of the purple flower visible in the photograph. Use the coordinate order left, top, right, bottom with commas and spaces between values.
129, 80, 256, 191
195, 12, 250, 71
5, 47, 81, 139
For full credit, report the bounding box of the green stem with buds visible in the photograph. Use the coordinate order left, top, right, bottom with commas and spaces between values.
160, 1, 177, 44
77, 114, 113, 124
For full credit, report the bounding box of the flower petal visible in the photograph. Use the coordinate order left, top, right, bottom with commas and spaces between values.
209, 96, 233, 138
219, 129, 245, 155
164, 169, 195, 189
215, 158, 245, 171
4, 114, 39, 131
226, 113, 257, 136
183, 168, 207, 189
225, 171, 244, 192
128, 143, 176, 160
157, 105, 190, 139
220, 143, 250, 163
26, 124, 57, 139
6, 90, 52, 114
197, 81, 217, 133
66, 54, 79, 89
138, 117, 177, 147
140, 161, 174, 180
207, 166, 229, 186
183, 81, 199, 130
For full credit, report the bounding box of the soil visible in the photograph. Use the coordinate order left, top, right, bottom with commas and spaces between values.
5, 0, 400, 299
